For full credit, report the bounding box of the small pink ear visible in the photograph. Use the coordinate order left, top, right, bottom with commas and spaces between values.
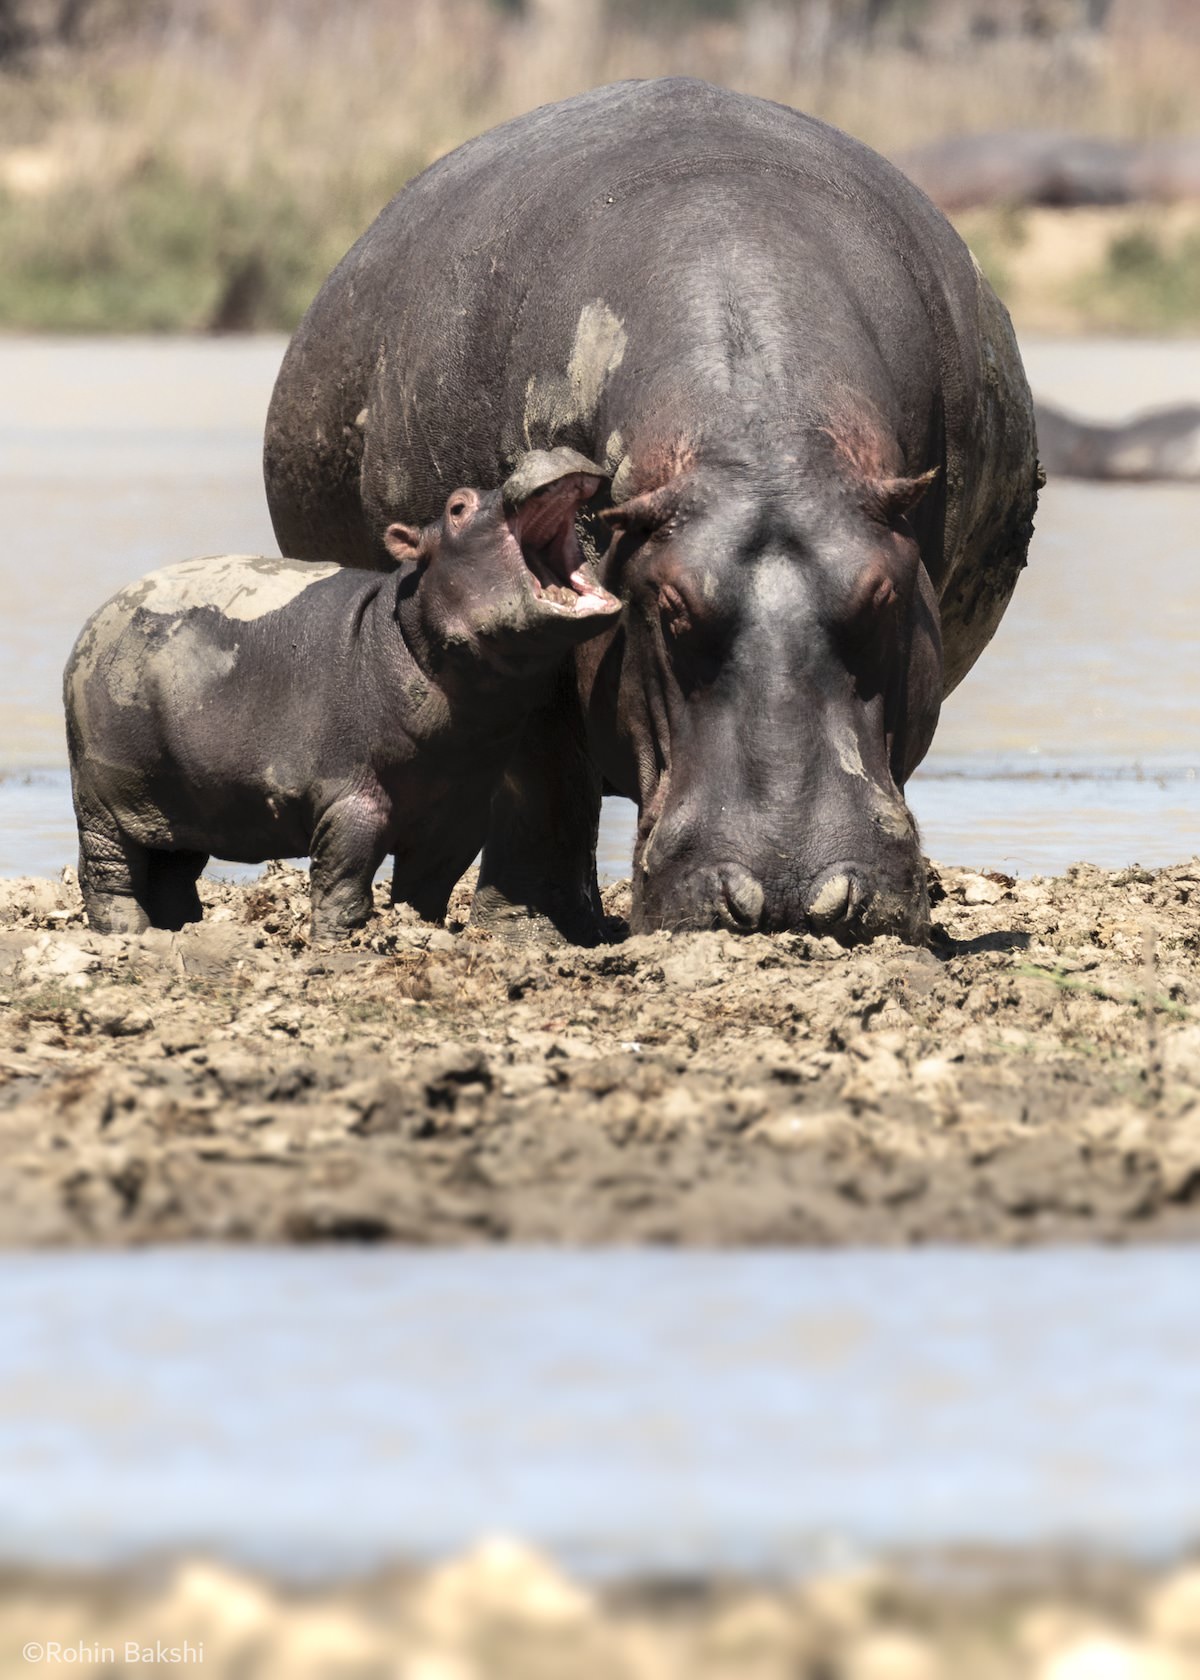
383, 523, 423, 563
876, 466, 940, 521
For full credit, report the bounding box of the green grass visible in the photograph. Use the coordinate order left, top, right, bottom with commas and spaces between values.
12, 980, 90, 1025
0, 152, 425, 332
1071, 225, 1200, 333
1012, 960, 1193, 1021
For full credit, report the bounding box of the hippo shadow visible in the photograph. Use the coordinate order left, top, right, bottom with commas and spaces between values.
931, 926, 1033, 958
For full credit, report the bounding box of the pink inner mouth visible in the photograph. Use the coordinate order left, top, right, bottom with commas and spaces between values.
511, 476, 619, 616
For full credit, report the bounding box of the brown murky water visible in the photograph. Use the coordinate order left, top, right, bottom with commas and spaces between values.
2, 336, 1198, 875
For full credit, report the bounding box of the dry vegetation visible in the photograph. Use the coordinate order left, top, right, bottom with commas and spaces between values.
0, 0, 1199, 331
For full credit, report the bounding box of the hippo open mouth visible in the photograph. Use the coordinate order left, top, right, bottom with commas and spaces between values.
505, 468, 619, 619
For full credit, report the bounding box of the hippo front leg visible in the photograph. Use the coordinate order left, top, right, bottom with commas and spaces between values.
309, 795, 390, 943
77, 820, 152, 935
470, 672, 604, 947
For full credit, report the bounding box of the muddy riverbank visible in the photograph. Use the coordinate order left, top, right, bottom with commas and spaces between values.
3, 859, 1200, 1247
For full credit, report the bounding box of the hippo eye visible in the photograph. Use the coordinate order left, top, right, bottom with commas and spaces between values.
869, 576, 897, 615
845, 569, 901, 636
445, 488, 479, 524
658, 584, 727, 692
658, 584, 692, 638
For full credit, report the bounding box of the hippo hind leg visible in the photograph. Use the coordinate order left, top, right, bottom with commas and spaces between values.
77, 818, 153, 935
146, 849, 208, 931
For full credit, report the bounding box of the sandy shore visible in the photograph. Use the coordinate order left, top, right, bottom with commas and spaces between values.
3, 858, 1200, 1247
5, 1541, 1200, 1679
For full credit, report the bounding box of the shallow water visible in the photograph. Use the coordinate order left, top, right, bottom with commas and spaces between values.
2, 336, 1199, 877
3, 1248, 1200, 1579
4, 341, 1200, 1583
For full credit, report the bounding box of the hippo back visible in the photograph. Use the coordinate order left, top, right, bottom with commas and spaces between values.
264, 77, 1038, 697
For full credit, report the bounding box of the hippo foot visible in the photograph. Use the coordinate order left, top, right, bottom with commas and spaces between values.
468, 882, 602, 948
310, 904, 373, 946
82, 893, 151, 936
309, 877, 376, 945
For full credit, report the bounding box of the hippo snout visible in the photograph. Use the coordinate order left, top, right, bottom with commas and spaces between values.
636, 853, 930, 943
804, 869, 863, 934
717, 865, 766, 932
803, 863, 930, 946
636, 861, 766, 933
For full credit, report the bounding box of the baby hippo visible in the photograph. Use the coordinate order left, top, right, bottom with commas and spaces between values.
64, 449, 619, 940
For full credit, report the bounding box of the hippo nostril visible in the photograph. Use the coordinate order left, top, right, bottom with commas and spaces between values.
717, 867, 765, 932
805, 871, 861, 933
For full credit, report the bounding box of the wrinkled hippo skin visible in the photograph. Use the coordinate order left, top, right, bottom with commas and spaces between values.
64, 453, 618, 941
265, 77, 1039, 944
1036, 401, 1200, 481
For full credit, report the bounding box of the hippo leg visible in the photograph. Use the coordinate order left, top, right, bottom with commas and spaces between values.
145, 850, 208, 931
77, 818, 152, 935
470, 677, 604, 947
392, 837, 480, 926
390, 786, 494, 924
309, 797, 390, 943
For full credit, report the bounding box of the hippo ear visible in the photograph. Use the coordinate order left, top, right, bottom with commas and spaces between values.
383, 523, 423, 564
875, 466, 939, 523
601, 479, 683, 536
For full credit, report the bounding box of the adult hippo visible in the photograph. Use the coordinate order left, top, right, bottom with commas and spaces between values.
897, 130, 1140, 213
265, 77, 1039, 944
899, 131, 1200, 214
1035, 401, 1200, 481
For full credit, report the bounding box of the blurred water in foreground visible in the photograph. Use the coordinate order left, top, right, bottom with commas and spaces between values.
3, 1248, 1200, 1579
1, 336, 1198, 876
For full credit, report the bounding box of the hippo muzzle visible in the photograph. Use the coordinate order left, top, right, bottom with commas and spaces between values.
631, 751, 931, 944
635, 849, 930, 944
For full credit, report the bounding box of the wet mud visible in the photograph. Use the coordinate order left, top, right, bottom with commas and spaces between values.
3, 859, 1200, 1246
5, 1540, 1200, 1680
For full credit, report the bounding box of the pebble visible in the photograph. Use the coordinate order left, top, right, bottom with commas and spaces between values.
1145, 1564, 1200, 1650
702, 1592, 803, 1658
153, 1559, 277, 1649
272, 1607, 387, 1675
18, 937, 99, 986
753, 1109, 849, 1151
799, 1569, 889, 1638
1039, 1636, 1186, 1680
843, 1630, 943, 1680
413, 1537, 595, 1638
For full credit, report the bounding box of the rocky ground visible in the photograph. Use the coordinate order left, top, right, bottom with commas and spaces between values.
3, 858, 1200, 1246
6, 1541, 1200, 1679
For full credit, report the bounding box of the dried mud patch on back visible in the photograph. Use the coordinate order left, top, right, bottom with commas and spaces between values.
3, 858, 1200, 1245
